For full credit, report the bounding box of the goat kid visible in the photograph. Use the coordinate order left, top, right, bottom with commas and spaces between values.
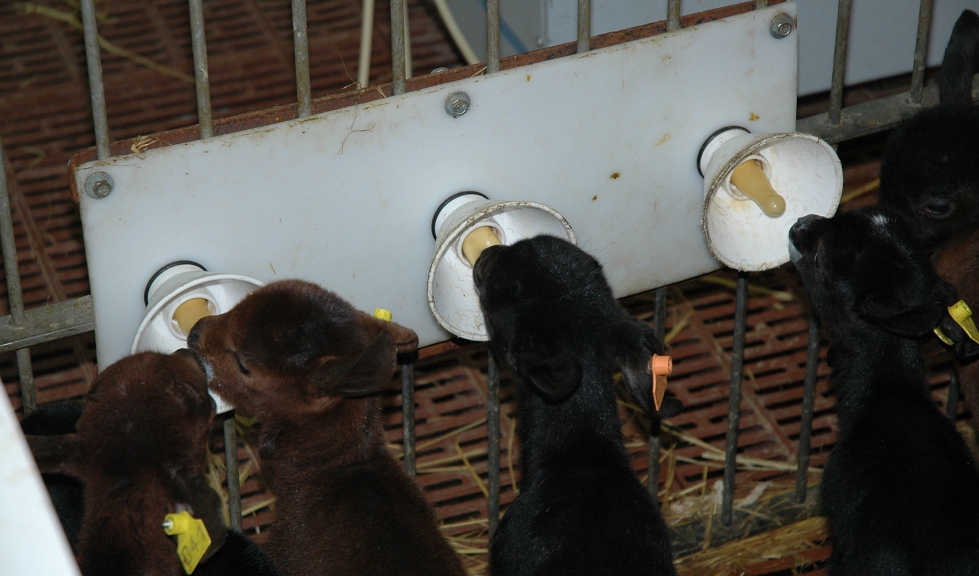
473, 235, 681, 576
26, 351, 278, 576
789, 207, 979, 575
878, 9, 979, 249
187, 280, 466, 576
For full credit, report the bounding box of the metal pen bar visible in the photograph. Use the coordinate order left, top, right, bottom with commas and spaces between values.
721, 272, 748, 525
487, 0, 500, 74
667, 0, 680, 32
487, 351, 501, 539
189, 0, 214, 139
648, 286, 668, 497
577, 0, 591, 52
828, 0, 852, 126
947, 370, 961, 421
794, 318, 820, 503
292, 0, 312, 118
402, 363, 416, 476
79, 0, 110, 159
224, 414, 242, 531
0, 297, 95, 354
0, 138, 36, 415
390, 0, 407, 95
910, 0, 934, 103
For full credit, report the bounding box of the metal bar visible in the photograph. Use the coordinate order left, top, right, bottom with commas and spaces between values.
794, 317, 820, 503
486, 0, 500, 74
0, 134, 36, 415
828, 0, 852, 126
910, 0, 934, 103
648, 286, 668, 496
722, 272, 748, 525
292, 0, 312, 118
0, 297, 95, 354
224, 414, 242, 531
797, 78, 963, 143
357, 0, 375, 88
390, 0, 407, 94
577, 0, 591, 52
667, 0, 680, 32
947, 370, 960, 421
487, 351, 501, 539
189, 0, 214, 139
79, 0, 110, 159
403, 4, 413, 80
402, 363, 416, 476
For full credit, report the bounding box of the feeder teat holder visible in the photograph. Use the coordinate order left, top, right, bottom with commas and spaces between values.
132, 262, 263, 413
698, 127, 843, 272
428, 192, 576, 341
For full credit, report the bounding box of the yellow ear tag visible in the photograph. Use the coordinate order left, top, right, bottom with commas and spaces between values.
934, 300, 979, 346
163, 511, 212, 575
373, 308, 393, 322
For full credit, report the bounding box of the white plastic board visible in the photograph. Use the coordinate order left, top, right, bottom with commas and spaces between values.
76, 4, 798, 369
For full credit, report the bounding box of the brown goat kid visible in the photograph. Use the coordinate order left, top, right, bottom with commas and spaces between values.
26, 351, 236, 576
931, 227, 979, 434
187, 280, 466, 576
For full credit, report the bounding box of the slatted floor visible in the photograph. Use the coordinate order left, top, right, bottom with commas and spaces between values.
0, 2, 966, 574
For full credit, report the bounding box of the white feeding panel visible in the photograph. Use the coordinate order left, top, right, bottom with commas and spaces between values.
76, 4, 798, 369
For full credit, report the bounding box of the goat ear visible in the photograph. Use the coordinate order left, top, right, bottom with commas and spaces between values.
25, 434, 84, 478
508, 335, 582, 403
311, 328, 402, 397
859, 296, 947, 337
614, 318, 660, 412
171, 474, 229, 562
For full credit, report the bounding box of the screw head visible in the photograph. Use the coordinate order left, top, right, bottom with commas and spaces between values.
85, 172, 114, 199
444, 92, 471, 118
431, 67, 449, 74
770, 13, 794, 39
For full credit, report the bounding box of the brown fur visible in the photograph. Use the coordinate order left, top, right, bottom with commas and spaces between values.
187, 279, 466, 576
932, 227, 979, 433
27, 351, 226, 576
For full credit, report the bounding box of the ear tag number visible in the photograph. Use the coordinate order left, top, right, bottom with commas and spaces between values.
650, 355, 673, 411
163, 510, 212, 574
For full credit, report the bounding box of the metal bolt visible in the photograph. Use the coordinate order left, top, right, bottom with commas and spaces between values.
770, 13, 794, 39
85, 172, 114, 199
431, 67, 449, 74
444, 92, 471, 118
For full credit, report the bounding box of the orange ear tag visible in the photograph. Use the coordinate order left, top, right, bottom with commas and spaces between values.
650, 355, 673, 411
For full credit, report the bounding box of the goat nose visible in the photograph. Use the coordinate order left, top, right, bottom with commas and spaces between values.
187, 323, 201, 348
791, 214, 823, 235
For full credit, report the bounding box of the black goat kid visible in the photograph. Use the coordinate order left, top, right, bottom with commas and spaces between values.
789, 207, 979, 575
473, 235, 680, 576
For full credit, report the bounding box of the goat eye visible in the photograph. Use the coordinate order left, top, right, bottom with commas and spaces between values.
919, 201, 953, 219
234, 352, 251, 376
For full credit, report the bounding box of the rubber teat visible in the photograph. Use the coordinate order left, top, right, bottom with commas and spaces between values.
729, 160, 786, 217
163, 511, 211, 574
173, 298, 212, 337
650, 354, 673, 411
373, 308, 393, 322
461, 226, 502, 266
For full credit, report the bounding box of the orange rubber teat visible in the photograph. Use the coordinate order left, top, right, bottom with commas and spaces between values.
462, 226, 502, 266
173, 298, 212, 337
730, 159, 786, 217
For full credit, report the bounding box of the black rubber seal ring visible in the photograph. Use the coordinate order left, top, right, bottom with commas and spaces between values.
144, 260, 207, 306
696, 126, 750, 177
431, 191, 489, 240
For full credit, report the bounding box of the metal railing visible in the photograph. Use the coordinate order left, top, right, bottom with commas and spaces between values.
0, 0, 964, 545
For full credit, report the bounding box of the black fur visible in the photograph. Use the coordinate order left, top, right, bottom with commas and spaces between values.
789, 207, 979, 575
879, 9, 979, 249
20, 401, 85, 552
473, 235, 680, 576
